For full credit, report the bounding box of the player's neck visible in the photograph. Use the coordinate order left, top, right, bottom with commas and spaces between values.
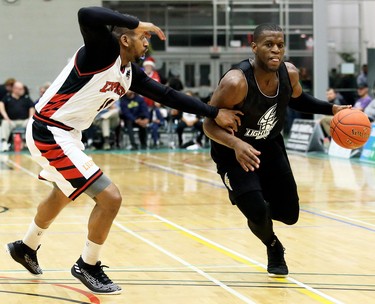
253, 67, 278, 84
119, 49, 131, 68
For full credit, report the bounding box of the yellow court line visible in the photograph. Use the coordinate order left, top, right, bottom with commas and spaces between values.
7, 155, 343, 303
139, 209, 344, 304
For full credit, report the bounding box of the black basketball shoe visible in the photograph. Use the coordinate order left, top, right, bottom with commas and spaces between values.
267, 237, 289, 277
5, 240, 43, 276
71, 256, 122, 295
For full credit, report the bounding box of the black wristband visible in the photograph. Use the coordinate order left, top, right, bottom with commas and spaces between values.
289, 92, 333, 115
209, 106, 219, 119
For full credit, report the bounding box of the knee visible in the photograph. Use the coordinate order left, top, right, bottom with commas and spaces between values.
278, 204, 299, 225
282, 212, 299, 225
98, 188, 122, 214
109, 192, 122, 212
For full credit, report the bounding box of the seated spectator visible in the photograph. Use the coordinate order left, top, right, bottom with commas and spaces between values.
175, 92, 205, 149
93, 103, 120, 150
119, 91, 149, 150
353, 84, 372, 111
357, 64, 368, 87
34, 82, 51, 104
149, 102, 165, 148
0, 78, 16, 100
320, 88, 346, 136
0, 81, 34, 151
82, 124, 96, 149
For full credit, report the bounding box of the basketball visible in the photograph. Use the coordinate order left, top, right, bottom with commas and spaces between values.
330, 109, 372, 149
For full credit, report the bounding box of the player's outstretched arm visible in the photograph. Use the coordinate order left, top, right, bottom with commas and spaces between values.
130, 64, 242, 131
78, 6, 139, 30
203, 70, 261, 172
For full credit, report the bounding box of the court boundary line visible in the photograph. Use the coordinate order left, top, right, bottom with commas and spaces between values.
4, 158, 259, 303
3, 155, 358, 303
146, 154, 216, 173
138, 208, 344, 304
114, 154, 375, 232
322, 211, 375, 228
113, 221, 257, 304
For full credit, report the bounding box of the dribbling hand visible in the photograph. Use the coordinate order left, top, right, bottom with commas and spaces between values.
332, 104, 352, 115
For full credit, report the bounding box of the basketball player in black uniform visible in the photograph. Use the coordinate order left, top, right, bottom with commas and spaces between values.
203, 24, 351, 277
5, 7, 241, 295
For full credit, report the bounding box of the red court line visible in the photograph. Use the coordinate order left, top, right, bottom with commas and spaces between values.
0, 276, 100, 304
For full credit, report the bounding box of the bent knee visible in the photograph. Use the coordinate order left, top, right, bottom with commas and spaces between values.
108, 190, 122, 209
280, 207, 299, 225
282, 213, 299, 225
95, 184, 122, 210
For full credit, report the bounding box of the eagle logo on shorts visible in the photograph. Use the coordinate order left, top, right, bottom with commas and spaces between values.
224, 172, 233, 191
244, 104, 278, 140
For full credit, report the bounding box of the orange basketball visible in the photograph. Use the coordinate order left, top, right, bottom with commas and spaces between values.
330, 109, 371, 149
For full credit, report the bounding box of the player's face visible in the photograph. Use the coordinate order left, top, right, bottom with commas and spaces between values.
252, 31, 285, 72
126, 32, 150, 62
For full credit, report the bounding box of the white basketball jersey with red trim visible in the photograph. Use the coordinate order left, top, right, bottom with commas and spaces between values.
35, 49, 132, 131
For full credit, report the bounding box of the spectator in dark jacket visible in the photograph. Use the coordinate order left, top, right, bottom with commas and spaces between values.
0, 81, 34, 151
119, 90, 149, 150
149, 102, 165, 148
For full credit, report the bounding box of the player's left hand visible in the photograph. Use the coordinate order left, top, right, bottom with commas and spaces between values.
136, 21, 166, 41
214, 109, 243, 134
332, 104, 352, 115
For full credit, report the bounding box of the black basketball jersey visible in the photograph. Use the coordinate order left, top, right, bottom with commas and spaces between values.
211, 59, 292, 164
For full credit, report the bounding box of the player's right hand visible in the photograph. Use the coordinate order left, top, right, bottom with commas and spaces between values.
233, 140, 261, 172
136, 21, 166, 41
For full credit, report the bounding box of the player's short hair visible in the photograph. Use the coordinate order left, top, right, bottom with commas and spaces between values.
253, 23, 283, 43
112, 26, 133, 40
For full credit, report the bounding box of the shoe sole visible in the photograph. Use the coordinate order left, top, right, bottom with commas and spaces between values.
71, 268, 122, 295
4, 244, 43, 277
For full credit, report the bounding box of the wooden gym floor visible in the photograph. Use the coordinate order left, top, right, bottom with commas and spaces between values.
0, 149, 374, 304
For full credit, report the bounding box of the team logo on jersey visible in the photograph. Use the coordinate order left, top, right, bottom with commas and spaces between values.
244, 104, 278, 140
224, 172, 233, 191
99, 81, 126, 97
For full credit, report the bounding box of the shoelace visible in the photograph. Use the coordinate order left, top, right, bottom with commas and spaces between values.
92, 263, 113, 285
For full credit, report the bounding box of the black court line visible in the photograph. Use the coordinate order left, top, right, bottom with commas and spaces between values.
0, 290, 91, 304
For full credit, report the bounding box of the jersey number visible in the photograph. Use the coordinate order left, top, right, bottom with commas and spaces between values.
97, 98, 115, 112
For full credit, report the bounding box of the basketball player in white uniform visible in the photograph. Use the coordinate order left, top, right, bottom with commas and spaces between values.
6, 6, 242, 294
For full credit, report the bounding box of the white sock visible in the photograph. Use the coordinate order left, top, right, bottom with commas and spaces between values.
82, 239, 102, 265
22, 220, 46, 250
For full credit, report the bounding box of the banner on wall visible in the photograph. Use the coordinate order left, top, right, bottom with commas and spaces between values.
286, 119, 325, 153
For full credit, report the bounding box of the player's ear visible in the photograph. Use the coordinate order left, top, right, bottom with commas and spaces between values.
251, 42, 257, 54
120, 34, 130, 47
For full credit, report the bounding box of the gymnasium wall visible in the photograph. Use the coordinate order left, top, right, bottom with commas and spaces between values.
0, 0, 101, 100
